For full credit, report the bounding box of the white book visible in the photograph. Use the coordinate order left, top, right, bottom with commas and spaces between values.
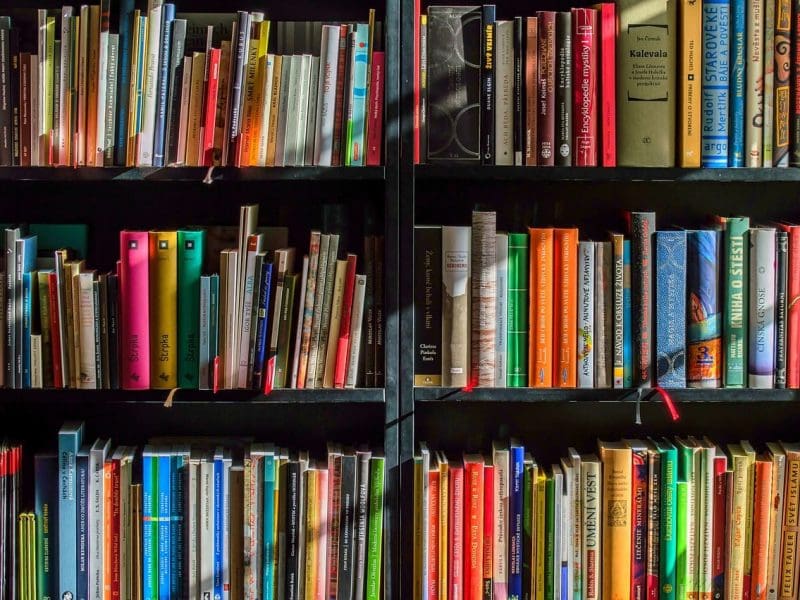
749, 228, 776, 388
306, 234, 331, 388
30, 56, 39, 166
578, 241, 595, 388
559, 458, 574, 600
581, 455, 602, 600
442, 226, 471, 388
255, 54, 275, 166
303, 56, 320, 166
294, 54, 312, 166
345, 273, 367, 389
494, 20, 513, 166
199, 456, 214, 600
495, 233, 508, 386
89, 439, 110, 600
552, 464, 564, 600
187, 453, 200, 600
282, 55, 301, 166
78, 5, 89, 166
58, 6, 73, 165
237, 236, 264, 388
199, 275, 210, 389
492, 442, 509, 594
138, 4, 163, 165
314, 25, 340, 166
78, 271, 97, 389
696, 441, 714, 600
290, 256, 310, 388
746, 0, 764, 166
564, 448, 582, 600
31, 334, 42, 388
37, 9, 47, 159
95, 1, 110, 164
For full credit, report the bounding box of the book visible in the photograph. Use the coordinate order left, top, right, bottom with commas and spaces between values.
471, 211, 496, 387
776, 231, 789, 388
177, 229, 205, 388
572, 8, 597, 166
120, 231, 149, 389
687, 230, 722, 388
536, 12, 556, 166
529, 228, 553, 387
442, 226, 470, 388
599, 441, 632, 600
722, 217, 750, 388
495, 233, 508, 386
507, 233, 528, 388
577, 241, 595, 388
555, 12, 572, 167
655, 231, 687, 388
524, 16, 538, 166
749, 228, 777, 388
630, 212, 656, 388
494, 21, 513, 166
480, 5, 496, 165
746, 0, 765, 166
59, 421, 85, 600
595, 241, 613, 388
554, 229, 578, 388
773, 0, 791, 166
680, 0, 702, 166
701, 0, 731, 168
414, 226, 442, 387
149, 231, 178, 389
729, 0, 746, 166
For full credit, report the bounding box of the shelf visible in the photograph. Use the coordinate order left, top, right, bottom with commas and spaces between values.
0, 166, 385, 183
0, 387, 385, 405
415, 165, 800, 183
414, 387, 800, 403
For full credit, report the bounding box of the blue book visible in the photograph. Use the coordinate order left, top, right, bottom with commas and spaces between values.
728, 0, 745, 166
158, 451, 171, 600
35, 453, 59, 600
75, 445, 90, 600
152, 3, 175, 167
142, 447, 158, 600
214, 449, 224, 600
346, 23, 370, 166
655, 231, 687, 388
263, 453, 276, 599
115, 0, 135, 165
22, 270, 34, 388
15, 235, 37, 388
687, 231, 722, 387
251, 261, 274, 389
171, 447, 189, 599
509, 441, 524, 600
58, 421, 84, 600
701, 0, 731, 167
623, 240, 633, 387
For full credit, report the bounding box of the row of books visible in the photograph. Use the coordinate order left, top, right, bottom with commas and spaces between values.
413, 0, 795, 168
14, 422, 386, 600
3, 206, 386, 391
414, 438, 800, 600
414, 212, 794, 389
0, 4, 384, 167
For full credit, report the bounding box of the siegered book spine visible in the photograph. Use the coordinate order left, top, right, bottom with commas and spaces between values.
701, 0, 731, 168
774, 0, 791, 166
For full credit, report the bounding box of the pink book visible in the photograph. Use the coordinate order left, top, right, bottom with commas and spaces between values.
449, 461, 465, 600
597, 3, 616, 166
316, 467, 329, 600
202, 48, 221, 167
572, 8, 598, 166
366, 51, 385, 166
120, 231, 150, 389
334, 254, 358, 388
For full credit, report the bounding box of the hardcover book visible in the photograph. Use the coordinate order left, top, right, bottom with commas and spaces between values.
729, 0, 746, 166
554, 228, 578, 388
494, 21, 513, 166
599, 441, 632, 600
721, 217, 749, 388
442, 226, 470, 387
572, 8, 597, 166
655, 230, 687, 388
529, 228, 553, 387
746, 0, 765, 166
507, 233, 528, 388
687, 231, 722, 388
120, 231, 150, 389
480, 5, 495, 165
773, 0, 791, 166
577, 241, 595, 388
680, 0, 702, 166
701, 0, 731, 167
749, 228, 776, 388
630, 212, 656, 388
471, 212, 496, 387
536, 12, 556, 166
555, 12, 572, 167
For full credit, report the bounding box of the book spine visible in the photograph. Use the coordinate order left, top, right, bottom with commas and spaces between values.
35, 454, 58, 599
494, 21, 513, 166
581, 460, 601, 600
577, 241, 595, 388
698, 450, 714, 600
366, 51, 384, 166
746, 0, 765, 166
724, 218, 750, 387
442, 226, 471, 388
554, 229, 577, 387
138, 5, 162, 166
213, 456, 223, 600
157, 454, 171, 600
77, 450, 89, 600
611, 235, 625, 387
58, 429, 83, 598
711, 456, 727, 600
728, 454, 748, 600
765, 0, 776, 165
464, 460, 484, 600
646, 451, 661, 600
414, 227, 442, 386
104, 34, 119, 166
513, 17, 524, 166
152, 4, 175, 167
687, 231, 722, 388
346, 24, 369, 166
481, 5, 496, 165
471, 212, 497, 386
776, 232, 789, 388
492, 449, 508, 600
142, 453, 158, 600
149, 232, 178, 389
226, 12, 250, 166
701, 0, 731, 167
596, 3, 616, 166
251, 263, 273, 390
555, 12, 572, 167
752, 461, 772, 600
334, 255, 358, 388
601, 446, 632, 600
572, 8, 597, 166
630, 213, 656, 388
177, 230, 205, 389
507, 233, 529, 387
595, 242, 613, 388
655, 231, 687, 387
774, 0, 791, 166
536, 12, 556, 166
659, 447, 677, 600
202, 49, 221, 166
20, 52, 31, 166
524, 17, 538, 166
749, 229, 777, 387
345, 274, 367, 388
484, 465, 495, 600
495, 234, 508, 387
529, 229, 553, 387
314, 26, 340, 166
544, 475, 556, 600
508, 446, 524, 600
120, 231, 150, 389
414, 0, 421, 164
729, 0, 746, 166
115, 0, 135, 165
631, 447, 648, 600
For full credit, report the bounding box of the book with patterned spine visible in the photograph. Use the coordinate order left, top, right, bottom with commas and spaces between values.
471, 212, 496, 387
687, 231, 722, 388
655, 231, 686, 388
577, 241, 594, 388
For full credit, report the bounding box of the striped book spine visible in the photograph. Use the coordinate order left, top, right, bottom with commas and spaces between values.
701, 0, 731, 167
507, 233, 529, 387
471, 211, 497, 387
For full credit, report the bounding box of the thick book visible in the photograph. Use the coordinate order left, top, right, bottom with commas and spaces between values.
629, 212, 656, 388
580, 455, 601, 600
655, 230, 687, 388
616, 0, 677, 166
120, 231, 149, 389
427, 6, 481, 162
554, 229, 578, 387
471, 211, 497, 387
464, 455, 485, 599
529, 228, 553, 387
722, 217, 750, 388
177, 230, 204, 388
507, 233, 528, 387
746, 0, 765, 166
536, 12, 556, 166
415, 226, 442, 386
729, 0, 746, 166
749, 228, 776, 388
776, 231, 789, 388
524, 17, 538, 166
687, 230, 722, 388
494, 21, 513, 166
577, 241, 595, 388
442, 226, 470, 388
555, 12, 572, 167
572, 8, 598, 166
600, 441, 632, 600
480, 5, 496, 165
701, 0, 731, 167
149, 231, 178, 389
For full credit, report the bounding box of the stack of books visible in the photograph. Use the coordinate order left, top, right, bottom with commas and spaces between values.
19, 422, 386, 600
415, 211, 796, 390
4, 204, 385, 391
414, 438, 800, 600
414, 0, 794, 167
0, 3, 384, 167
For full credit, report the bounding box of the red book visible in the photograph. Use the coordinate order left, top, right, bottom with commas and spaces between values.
119, 231, 150, 389
47, 272, 63, 388
366, 51, 384, 166
783, 224, 800, 387
482, 464, 494, 600
524, 18, 538, 166
629, 443, 648, 600
109, 457, 121, 600
449, 461, 465, 600
413, 0, 421, 163
429, 466, 441, 600
326, 453, 342, 599
463, 455, 485, 600
203, 48, 221, 167
335, 254, 358, 388
596, 3, 616, 166
536, 11, 556, 166
712, 453, 728, 600
331, 24, 349, 167
572, 8, 598, 166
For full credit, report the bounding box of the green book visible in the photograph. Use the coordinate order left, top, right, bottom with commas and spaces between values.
545, 472, 555, 600
676, 439, 700, 600
274, 273, 298, 388
523, 455, 534, 600
365, 454, 385, 600
675, 480, 689, 600
507, 232, 529, 387
177, 230, 206, 388
654, 438, 677, 600
722, 217, 749, 387
37, 271, 54, 388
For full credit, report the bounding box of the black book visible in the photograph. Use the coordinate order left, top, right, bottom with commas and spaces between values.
513, 16, 524, 166
480, 5, 495, 164
9, 29, 19, 166
107, 273, 120, 389
630, 212, 655, 387
337, 451, 357, 600
427, 6, 482, 162
353, 450, 371, 599
165, 19, 187, 165
0, 18, 12, 167
414, 226, 442, 386
555, 11, 572, 166
284, 458, 301, 600
374, 236, 385, 387
776, 230, 789, 387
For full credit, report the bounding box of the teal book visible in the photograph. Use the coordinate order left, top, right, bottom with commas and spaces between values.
507, 232, 529, 387
365, 454, 385, 600
728, 0, 746, 166
58, 421, 84, 600
35, 453, 58, 600
262, 453, 276, 599
654, 438, 677, 600
209, 273, 220, 383
346, 24, 370, 166
142, 447, 159, 600
721, 217, 749, 387
158, 452, 171, 600
177, 230, 206, 388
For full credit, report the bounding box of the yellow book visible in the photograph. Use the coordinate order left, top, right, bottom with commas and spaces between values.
149, 231, 178, 389
126, 11, 142, 165
599, 441, 632, 600
727, 444, 750, 600
250, 20, 270, 166
265, 54, 283, 166
439, 453, 449, 600
679, 0, 701, 167
534, 468, 546, 600
304, 467, 318, 600
185, 52, 205, 167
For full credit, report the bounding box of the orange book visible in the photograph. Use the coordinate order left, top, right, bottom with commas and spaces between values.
463, 454, 485, 600
751, 457, 772, 600
428, 464, 441, 600
529, 228, 554, 387
554, 228, 578, 387
599, 441, 632, 600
